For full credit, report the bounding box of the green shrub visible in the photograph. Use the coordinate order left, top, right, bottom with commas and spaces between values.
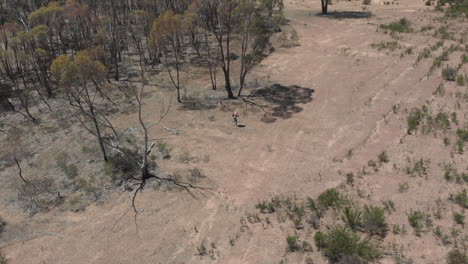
287, 235, 300, 252
380, 18, 412, 33
342, 207, 362, 230
415, 47, 431, 64
442, 65, 457, 81
405, 158, 430, 177
450, 189, 468, 209
301, 241, 313, 252
362, 205, 388, 238
457, 128, 468, 142
443, 0, 468, 18
457, 75, 466, 86
378, 151, 389, 163
315, 226, 381, 263
462, 54, 468, 64
407, 109, 425, 134
363, 0, 371, 5
456, 129, 468, 154
434, 26, 453, 40
256, 201, 276, 213
429, 51, 449, 73
433, 83, 445, 96
447, 249, 468, 264
408, 210, 432, 236
105, 148, 142, 185
370, 41, 400, 52
314, 231, 327, 249
453, 212, 465, 226
318, 189, 342, 209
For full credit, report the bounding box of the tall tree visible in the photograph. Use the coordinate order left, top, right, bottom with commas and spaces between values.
51, 52, 111, 162
149, 10, 184, 103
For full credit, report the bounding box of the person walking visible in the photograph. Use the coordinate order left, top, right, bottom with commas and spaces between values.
231, 109, 239, 126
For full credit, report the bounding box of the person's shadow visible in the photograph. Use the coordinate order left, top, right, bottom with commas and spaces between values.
237, 124, 246, 128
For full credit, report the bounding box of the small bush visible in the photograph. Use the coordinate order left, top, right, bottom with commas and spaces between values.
301, 241, 313, 252
363, 0, 371, 5
315, 226, 381, 263
380, 18, 412, 33
346, 172, 354, 186
456, 75, 466, 86
362, 205, 388, 238
105, 148, 142, 185
416, 47, 431, 64
408, 210, 432, 236
433, 83, 445, 96
450, 189, 468, 209
405, 158, 429, 177
462, 54, 468, 64
188, 167, 205, 183
157, 142, 171, 159
442, 65, 457, 81
398, 182, 410, 193
314, 231, 327, 249
318, 189, 342, 209
378, 151, 389, 163
457, 129, 468, 154
256, 201, 276, 213
370, 41, 400, 52
342, 207, 362, 230
181, 96, 210, 110
287, 235, 300, 252
447, 249, 468, 264
453, 212, 465, 226
429, 51, 449, 73
407, 109, 425, 134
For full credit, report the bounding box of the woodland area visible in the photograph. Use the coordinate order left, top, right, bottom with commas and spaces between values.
0, 0, 284, 185
0, 0, 284, 118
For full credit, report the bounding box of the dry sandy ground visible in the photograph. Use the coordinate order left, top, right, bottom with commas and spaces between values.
1, 0, 467, 263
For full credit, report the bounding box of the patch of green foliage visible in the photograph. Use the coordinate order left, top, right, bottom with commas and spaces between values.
380, 18, 412, 33
314, 226, 381, 263
370, 41, 400, 52
447, 249, 468, 264
450, 189, 468, 209
408, 210, 432, 236
456, 128, 468, 153
442, 65, 458, 81
362, 205, 388, 238
318, 189, 343, 209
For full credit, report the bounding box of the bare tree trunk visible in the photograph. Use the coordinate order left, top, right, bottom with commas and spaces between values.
321, 0, 328, 14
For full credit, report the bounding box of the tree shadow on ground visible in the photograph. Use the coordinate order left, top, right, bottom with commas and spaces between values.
248, 84, 315, 123
317, 11, 373, 19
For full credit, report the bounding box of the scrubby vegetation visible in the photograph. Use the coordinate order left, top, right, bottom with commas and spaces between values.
314, 226, 381, 263
380, 18, 412, 33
